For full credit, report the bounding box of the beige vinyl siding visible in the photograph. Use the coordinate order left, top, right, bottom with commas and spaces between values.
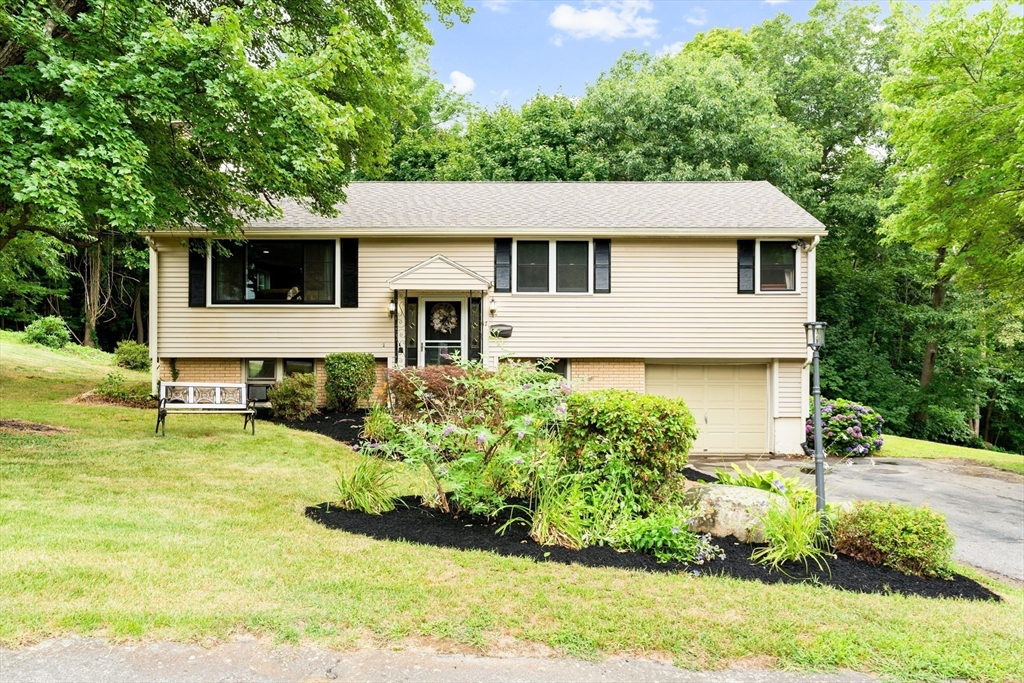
777, 361, 805, 417
155, 236, 809, 360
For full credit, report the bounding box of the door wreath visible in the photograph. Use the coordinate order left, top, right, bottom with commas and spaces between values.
430, 303, 458, 334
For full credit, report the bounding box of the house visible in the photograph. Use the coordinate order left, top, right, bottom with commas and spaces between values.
145, 181, 826, 455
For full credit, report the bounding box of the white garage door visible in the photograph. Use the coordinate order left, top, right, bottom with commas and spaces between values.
645, 364, 768, 454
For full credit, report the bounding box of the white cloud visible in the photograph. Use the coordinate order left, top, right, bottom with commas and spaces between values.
550, 34, 564, 47
548, 1, 658, 41
685, 7, 707, 26
447, 71, 476, 94
481, 0, 512, 12
657, 41, 685, 57
764, 0, 789, 5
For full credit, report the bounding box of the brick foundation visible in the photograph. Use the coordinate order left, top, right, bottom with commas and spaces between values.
571, 358, 645, 393
158, 358, 241, 384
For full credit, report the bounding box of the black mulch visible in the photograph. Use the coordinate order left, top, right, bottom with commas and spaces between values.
264, 408, 366, 444
305, 497, 999, 601
682, 466, 718, 483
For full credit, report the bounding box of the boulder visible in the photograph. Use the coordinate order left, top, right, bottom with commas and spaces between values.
683, 484, 788, 544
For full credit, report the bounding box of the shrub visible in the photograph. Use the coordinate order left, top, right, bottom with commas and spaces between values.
752, 501, 830, 572
267, 373, 318, 421
560, 390, 697, 527
361, 403, 398, 443
24, 316, 71, 349
805, 398, 885, 457
325, 353, 377, 411
96, 372, 150, 404
832, 500, 954, 578
335, 459, 398, 514
388, 364, 474, 419
113, 340, 150, 371
615, 506, 722, 564
528, 473, 587, 550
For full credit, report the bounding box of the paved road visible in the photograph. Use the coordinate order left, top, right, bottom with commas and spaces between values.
0, 637, 875, 683
691, 455, 1024, 581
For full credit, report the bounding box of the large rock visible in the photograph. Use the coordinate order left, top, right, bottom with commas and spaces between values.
682, 484, 788, 543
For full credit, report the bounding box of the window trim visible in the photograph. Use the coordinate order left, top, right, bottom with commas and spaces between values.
754, 239, 801, 295
511, 238, 593, 295
207, 239, 341, 307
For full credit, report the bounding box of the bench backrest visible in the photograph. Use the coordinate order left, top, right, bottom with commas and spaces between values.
159, 382, 248, 409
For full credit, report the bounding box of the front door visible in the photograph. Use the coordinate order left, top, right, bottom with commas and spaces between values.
421, 299, 465, 366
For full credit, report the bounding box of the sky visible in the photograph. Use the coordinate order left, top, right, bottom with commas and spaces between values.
427, 0, 827, 109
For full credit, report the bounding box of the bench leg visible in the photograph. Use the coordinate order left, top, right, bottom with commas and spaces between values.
244, 412, 255, 435
156, 408, 167, 436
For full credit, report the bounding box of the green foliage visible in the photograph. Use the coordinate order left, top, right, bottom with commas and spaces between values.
714, 464, 813, 507
832, 500, 955, 579
882, 0, 1024, 300
561, 390, 697, 529
806, 398, 885, 457
361, 403, 399, 444
528, 473, 587, 550
334, 459, 398, 515
752, 501, 831, 573
23, 316, 70, 349
95, 372, 150, 404
0, 0, 470, 255
113, 340, 150, 371
324, 353, 377, 411
267, 373, 319, 422
615, 507, 722, 564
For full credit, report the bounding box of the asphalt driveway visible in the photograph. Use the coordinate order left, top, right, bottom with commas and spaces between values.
690, 455, 1024, 581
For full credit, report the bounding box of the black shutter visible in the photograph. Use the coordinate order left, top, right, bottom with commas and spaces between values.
738, 239, 755, 294
188, 239, 206, 307
340, 238, 358, 308
494, 238, 512, 293
594, 239, 611, 293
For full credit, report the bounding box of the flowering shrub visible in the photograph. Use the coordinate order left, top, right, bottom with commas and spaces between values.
832, 501, 954, 578
805, 398, 885, 457
615, 506, 722, 564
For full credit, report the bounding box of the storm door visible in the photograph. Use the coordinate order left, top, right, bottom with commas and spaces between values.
420, 299, 466, 366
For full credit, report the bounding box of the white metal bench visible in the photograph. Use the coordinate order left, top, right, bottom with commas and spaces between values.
156, 382, 256, 436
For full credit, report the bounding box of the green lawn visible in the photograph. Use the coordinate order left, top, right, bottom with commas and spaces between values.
1, 331, 1022, 682
881, 434, 1024, 474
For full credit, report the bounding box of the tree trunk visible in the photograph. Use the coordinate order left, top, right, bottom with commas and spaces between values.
919, 249, 947, 388
82, 243, 101, 348
133, 280, 145, 344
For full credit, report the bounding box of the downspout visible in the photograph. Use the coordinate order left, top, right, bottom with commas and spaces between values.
148, 238, 159, 396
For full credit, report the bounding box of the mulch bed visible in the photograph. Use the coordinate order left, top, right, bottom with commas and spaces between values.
306, 497, 999, 601
265, 409, 367, 444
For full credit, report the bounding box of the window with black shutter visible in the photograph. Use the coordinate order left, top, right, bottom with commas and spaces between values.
188, 239, 207, 307
494, 238, 512, 292
737, 240, 755, 294
594, 239, 610, 293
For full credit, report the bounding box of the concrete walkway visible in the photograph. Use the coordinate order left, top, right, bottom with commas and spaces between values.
0, 637, 875, 683
690, 455, 1024, 581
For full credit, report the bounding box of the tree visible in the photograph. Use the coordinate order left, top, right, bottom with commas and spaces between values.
0, 0, 471, 255
881, 0, 1024, 302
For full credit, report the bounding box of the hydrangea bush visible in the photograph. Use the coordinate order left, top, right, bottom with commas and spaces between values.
805, 398, 885, 457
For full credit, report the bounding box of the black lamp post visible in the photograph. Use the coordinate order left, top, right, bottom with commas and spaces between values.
805, 321, 827, 513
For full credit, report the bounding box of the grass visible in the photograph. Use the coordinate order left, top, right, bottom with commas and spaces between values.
1, 331, 1023, 682
881, 434, 1024, 474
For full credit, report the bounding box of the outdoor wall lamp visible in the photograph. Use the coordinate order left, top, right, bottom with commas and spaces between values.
388, 301, 396, 318
804, 321, 828, 517
488, 298, 497, 316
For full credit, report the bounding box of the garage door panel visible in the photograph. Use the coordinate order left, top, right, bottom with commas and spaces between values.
645, 363, 768, 454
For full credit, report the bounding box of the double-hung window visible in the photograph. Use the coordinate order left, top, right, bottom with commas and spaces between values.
514, 240, 590, 293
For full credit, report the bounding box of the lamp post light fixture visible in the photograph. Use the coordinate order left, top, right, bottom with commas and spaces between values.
805, 321, 827, 515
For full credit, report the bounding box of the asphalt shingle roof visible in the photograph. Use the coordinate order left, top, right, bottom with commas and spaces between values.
245, 181, 825, 233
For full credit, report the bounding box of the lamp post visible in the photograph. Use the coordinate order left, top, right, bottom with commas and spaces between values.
805, 321, 827, 514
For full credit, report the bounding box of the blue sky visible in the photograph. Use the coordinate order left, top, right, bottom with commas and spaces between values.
426, 1, 828, 109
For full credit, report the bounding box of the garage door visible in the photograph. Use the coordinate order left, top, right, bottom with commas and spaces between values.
645, 364, 768, 454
